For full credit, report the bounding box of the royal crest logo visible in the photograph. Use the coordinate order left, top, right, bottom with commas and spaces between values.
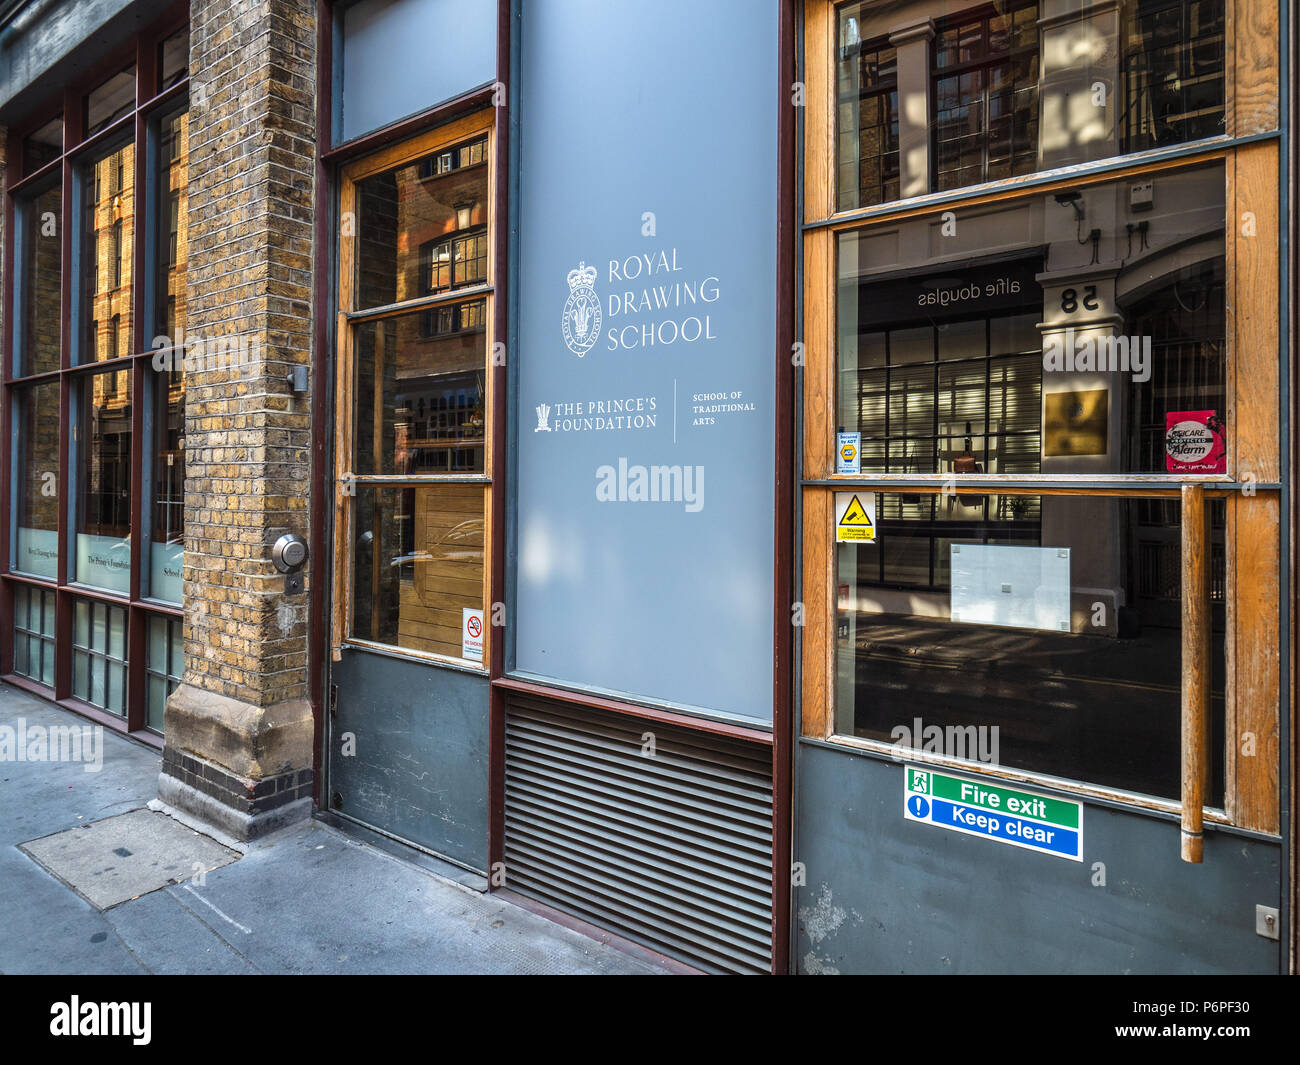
534, 403, 552, 431
562, 261, 601, 357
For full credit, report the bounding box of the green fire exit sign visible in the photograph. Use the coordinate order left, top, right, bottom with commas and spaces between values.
904, 766, 1083, 861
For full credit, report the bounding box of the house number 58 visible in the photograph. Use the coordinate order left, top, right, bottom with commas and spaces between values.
1061, 285, 1099, 313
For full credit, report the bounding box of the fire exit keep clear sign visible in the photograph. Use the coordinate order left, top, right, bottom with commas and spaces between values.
904, 766, 1083, 861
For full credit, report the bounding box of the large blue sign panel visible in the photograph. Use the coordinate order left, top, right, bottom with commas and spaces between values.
515, 0, 779, 723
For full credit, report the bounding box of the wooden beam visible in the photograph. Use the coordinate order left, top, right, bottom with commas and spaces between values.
803, 0, 833, 224
800, 488, 832, 738
802, 228, 834, 478
1181, 484, 1210, 862
1226, 492, 1281, 832
1229, 0, 1279, 136
1227, 141, 1280, 484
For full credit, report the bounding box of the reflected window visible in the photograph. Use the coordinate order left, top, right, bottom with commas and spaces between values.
353, 311, 486, 476
155, 111, 189, 342
80, 142, 135, 363
74, 370, 132, 592
150, 360, 185, 602
18, 184, 62, 376
355, 135, 489, 309
160, 28, 189, 90
835, 28, 898, 210
86, 67, 137, 136
23, 117, 62, 173
934, 1, 1040, 190
1122, 0, 1225, 152
13, 382, 60, 578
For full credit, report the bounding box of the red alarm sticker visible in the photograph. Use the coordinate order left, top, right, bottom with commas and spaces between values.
1165, 410, 1225, 474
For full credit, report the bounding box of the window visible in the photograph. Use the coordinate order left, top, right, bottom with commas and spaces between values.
1122, 0, 1225, 152
79, 142, 134, 363
3, 20, 190, 737
933, 0, 1039, 190
338, 116, 495, 665
802, 84, 1278, 830
12, 585, 57, 688
835, 31, 899, 210
829, 0, 1229, 211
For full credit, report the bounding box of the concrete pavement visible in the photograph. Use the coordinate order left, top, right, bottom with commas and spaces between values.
0, 681, 663, 975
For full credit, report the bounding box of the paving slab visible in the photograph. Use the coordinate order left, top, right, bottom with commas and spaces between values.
20, 808, 239, 910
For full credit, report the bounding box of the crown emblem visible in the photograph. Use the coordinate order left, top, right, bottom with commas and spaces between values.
567, 262, 598, 291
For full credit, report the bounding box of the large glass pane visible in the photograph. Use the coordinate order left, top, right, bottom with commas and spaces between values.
160, 28, 189, 90
149, 365, 185, 602
354, 134, 489, 310
834, 21, 899, 211
71, 597, 129, 716
836, 162, 1226, 477
352, 308, 487, 476
13, 382, 61, 577
86, 67, 136, 136
1122, 0, 1225, 153
79, 141, 136, 363
155, 110, 189, 344
351, 484, 485, 662
23, 117, 62, 173
18, 183, 62, 376
11, 586, 56, 688
146, 614, 183, 731
835, 493, 1226, 803
74, 370, 132, 592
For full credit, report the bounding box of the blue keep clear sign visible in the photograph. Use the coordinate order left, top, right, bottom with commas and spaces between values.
904, 766, 1084, 861
514, 0, 779, 722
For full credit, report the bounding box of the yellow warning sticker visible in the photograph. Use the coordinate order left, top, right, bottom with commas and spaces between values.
835, 492, 876, 543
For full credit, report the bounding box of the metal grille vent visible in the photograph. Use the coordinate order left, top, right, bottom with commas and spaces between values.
504, 695, 773, 974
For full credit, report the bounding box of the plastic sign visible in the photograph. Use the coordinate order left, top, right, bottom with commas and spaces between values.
835, 492, 876, 543
836, 432, 861, 475
462, 608, 484, 663
904, 766, 1083, 861
1165, 410, 1225, 473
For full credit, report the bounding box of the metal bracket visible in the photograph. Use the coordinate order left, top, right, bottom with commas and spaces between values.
1256, 904, 1279, 940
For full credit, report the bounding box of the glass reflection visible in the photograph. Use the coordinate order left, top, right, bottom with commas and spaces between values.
75, 370, 132, 592
835, 493, 1225, 803
355, 135, 489, 310
351, 484, 484, 660
20, 184, 62, 375
80, 142, 135, 362
13, 382, 60, 577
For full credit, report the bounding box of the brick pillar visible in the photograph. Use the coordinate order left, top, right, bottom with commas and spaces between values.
158, 0, 318, 840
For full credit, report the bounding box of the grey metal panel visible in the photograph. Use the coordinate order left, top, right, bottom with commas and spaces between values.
330, 649, 489, 872
504, 695, 774, 974
0, 0, 176, 122
338, 0, 495, 143
794, 741, 1282, 974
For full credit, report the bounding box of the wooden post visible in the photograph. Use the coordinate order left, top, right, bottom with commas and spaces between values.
1181, 484, 1209, 862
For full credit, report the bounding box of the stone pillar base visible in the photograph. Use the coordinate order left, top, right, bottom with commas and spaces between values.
159, 684, 315, 841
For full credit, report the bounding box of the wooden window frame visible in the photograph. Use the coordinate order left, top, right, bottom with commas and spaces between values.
800, 0, 1281, 835
332, 109, 497, 672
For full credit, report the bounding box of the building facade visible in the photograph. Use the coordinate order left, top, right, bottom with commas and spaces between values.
0, 0, 1294, 974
